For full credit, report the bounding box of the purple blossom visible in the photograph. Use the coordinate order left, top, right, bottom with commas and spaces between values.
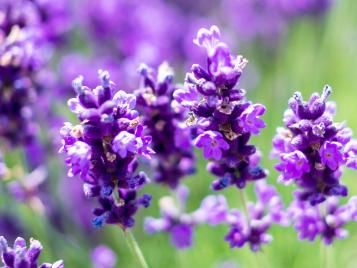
60, 71, 154, 229
276, 151, 310, 183
135, 63, 195, 188
65, 141, 91, 179
91, 245, 117, 268
345, 140, 357, 169
239, 104, 266, 135
221, 182, 289, 251
144, 185, 203, 249
194, 131, 229, 161
174, 26, 267, 190
0, 236, 63, 268
272, 86, 356, 205
320, 141, 344, 170
289, 196, 355, 244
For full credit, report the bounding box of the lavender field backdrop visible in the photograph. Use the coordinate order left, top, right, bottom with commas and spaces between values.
0, 0, 357, 267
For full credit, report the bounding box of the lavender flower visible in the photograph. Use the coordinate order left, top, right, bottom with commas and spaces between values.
0, 1, 42, 145
0, 236, 63, 268
272, 86, 357, 205
223, 181, 289, 251
174, 26, 267, 190
91, 245, 117, 268
60, 71, 154, 229
135, 63, 195, 188
144, 185, 203, 249
289, 195, 356, 244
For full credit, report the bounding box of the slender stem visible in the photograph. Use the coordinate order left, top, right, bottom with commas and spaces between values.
320, 241, 326, 268
238, 189, 250, 221
125, 229, 150, 268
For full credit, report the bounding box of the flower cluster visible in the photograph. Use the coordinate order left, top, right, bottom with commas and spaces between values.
135, 63, 195, 188
223, 182, 289, 251
174, 25, 267, 190
0, 1, 43, 145
289, 195, 357, 244
60, 71, 154, 229
144, 185, 203, 249
0, 236, 63, 268
272, 86, 357, 205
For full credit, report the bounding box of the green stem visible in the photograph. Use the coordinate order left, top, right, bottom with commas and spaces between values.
125, 229, 150, 268
239, 189, 250, 221
320, 241, 326, 268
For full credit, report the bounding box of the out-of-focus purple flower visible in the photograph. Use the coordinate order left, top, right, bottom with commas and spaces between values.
91, 245, 117, 268
280, 0, 334, 17
144, 185, 203, 249
195, 195, 229, 225
222, 0, 287, 45
80, 0, 182, 66
0, 236, 63, 268
0, 151, 8, 179
174, 26, 267, 190
0, 213, 24, 242
31, 0, 73, 44
6, 166, 48, 214
60, 71, 153, 229
197, 182, 288, 251
345, 140, 357, 169
0, 0, 67, 147
289, 195, 355, 244
58, 54, 124, 95
201, 181, 289, 252
135, 63, 195, 188
272, 86, 356, 205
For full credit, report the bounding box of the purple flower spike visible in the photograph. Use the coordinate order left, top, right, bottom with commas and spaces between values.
272, 86, 356, 205
135, 62, 195, 188
0, 236, 63, 268
174, 26, 267, 190
194, 131, 229, 161
60, 71, 154, 229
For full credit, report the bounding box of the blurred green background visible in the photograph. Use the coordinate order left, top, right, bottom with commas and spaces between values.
1, 1, 357, 267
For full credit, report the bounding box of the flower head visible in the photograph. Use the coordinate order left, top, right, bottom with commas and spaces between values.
174, 26, 267, 190
272, 86, 356, 205
60, 71, 153, 229
135, 62, 195, 188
